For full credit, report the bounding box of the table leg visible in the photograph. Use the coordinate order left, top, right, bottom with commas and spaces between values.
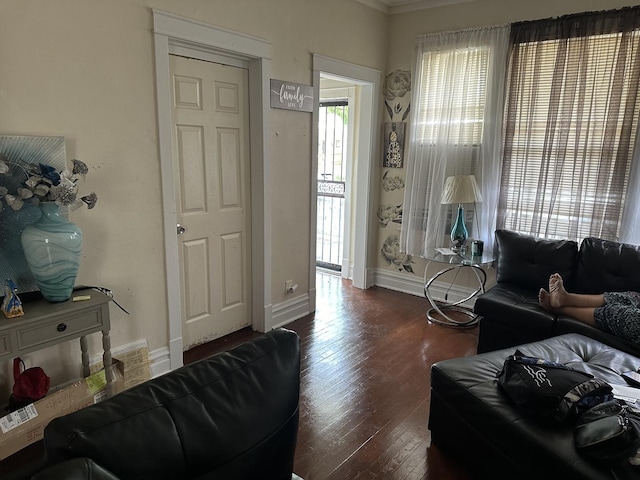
80, 335, 90, 378
102, 329, 114, 398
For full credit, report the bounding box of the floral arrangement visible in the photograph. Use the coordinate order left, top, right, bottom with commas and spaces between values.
0, 156, 97, 212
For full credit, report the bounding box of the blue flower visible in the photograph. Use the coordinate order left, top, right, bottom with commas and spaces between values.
39, 163, 61, 185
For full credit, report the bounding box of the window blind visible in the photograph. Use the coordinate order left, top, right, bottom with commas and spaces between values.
499, 9, 640, 242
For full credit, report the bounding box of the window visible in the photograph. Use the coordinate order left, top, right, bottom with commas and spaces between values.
416, 47, 488, 147
498, 10, 640, 242
401, 26, 509, 255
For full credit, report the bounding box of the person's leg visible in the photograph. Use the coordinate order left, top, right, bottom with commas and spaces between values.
538, 288, 597, 326
553, 306, 597, 326
548, 273, 605, 309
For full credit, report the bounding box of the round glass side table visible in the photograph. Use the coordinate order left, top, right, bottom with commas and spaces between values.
423, 248, 494, 328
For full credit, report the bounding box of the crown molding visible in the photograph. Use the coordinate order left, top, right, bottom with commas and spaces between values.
355, 0, 476, 15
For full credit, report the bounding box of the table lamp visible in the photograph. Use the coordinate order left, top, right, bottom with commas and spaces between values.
440, 175, 483, 250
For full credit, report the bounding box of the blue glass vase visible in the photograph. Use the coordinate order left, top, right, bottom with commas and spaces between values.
20, 202, 83, 302
450, 204, 468, 249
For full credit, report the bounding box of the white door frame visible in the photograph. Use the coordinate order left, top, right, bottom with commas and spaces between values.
310, 55, 381, 308
153, 10, 272, 370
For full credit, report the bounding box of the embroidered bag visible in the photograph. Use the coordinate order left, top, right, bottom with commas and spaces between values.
497, 350, 613, 422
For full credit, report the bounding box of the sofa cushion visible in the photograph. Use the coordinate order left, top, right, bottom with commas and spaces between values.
494, 229, 579, 291
576, 237, 640, 294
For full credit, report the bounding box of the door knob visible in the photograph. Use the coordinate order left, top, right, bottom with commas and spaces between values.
177, 224, 186, 235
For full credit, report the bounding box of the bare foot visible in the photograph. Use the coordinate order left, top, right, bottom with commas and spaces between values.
548, 273, 567, 309
538, 288, 553, 311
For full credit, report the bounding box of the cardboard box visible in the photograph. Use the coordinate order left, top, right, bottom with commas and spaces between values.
90, 347, 151, 390
0, 360, 124, 460
117, 347, 151, 390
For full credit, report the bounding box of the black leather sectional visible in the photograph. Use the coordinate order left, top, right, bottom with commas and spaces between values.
428, 230, 640, 479
475, 229, 640, 357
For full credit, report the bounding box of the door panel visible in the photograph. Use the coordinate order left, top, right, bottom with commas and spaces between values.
170, 55, 251, 349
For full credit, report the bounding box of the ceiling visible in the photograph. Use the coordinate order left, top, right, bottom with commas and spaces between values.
355, 0, 476, 15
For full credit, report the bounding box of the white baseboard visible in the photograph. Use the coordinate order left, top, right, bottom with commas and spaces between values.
149, 347, 171, 378
89, 339, 149, 367
373, 267, 476, 308
145, 295, 310, 379
270, 294, 311, 330
374, 268, 424, 296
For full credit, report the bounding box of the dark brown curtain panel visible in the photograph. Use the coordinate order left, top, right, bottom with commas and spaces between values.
498, 7, 640, 242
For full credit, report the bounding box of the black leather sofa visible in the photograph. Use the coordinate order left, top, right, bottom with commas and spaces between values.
429, 334, 640, 480
474, 230, 640, 357
17, 328, 301, 480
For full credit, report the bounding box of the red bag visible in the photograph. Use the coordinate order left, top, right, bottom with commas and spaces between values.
8, 357, 50, 411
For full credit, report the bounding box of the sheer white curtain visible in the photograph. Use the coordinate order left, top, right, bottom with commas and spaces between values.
400, 25, 510, 257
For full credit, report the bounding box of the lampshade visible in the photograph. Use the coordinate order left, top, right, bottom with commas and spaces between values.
440, 175, 483, 205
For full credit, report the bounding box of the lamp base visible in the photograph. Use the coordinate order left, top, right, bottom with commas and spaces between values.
450, 204, 468, 250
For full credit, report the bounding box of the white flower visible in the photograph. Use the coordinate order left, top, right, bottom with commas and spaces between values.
16, 187, 33, 200
4, 195, 24, 211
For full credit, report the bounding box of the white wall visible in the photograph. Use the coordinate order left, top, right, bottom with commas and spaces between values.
0, 0, 388, 395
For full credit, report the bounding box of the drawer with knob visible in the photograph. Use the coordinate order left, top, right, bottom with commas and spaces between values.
16, 309, 105, 352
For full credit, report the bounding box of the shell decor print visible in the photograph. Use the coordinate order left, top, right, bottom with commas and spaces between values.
383, 70, 411, 122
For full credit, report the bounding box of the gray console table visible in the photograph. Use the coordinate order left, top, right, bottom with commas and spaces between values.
0, 288, 114, 397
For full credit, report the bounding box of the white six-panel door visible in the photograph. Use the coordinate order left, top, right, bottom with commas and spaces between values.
169, 54, 251, 349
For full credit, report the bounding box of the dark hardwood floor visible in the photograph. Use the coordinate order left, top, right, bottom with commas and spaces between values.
185, 271, 479, 480
0, 272, 478, 479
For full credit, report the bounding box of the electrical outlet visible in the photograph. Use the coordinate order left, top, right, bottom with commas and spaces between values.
285, 280, 293, 293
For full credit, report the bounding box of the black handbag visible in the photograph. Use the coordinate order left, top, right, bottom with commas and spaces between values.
497, 350, 613, 422
574, 399, 640, 478
575, 400, 640, 458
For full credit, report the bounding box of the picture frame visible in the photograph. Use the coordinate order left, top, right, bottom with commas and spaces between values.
0, 135, 67, 294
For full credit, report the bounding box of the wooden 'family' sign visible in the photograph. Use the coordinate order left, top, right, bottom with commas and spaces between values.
270, 79, 314, 112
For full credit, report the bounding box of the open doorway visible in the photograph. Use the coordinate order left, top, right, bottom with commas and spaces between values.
316, 83, 354, 275
310, 55, 381, 314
